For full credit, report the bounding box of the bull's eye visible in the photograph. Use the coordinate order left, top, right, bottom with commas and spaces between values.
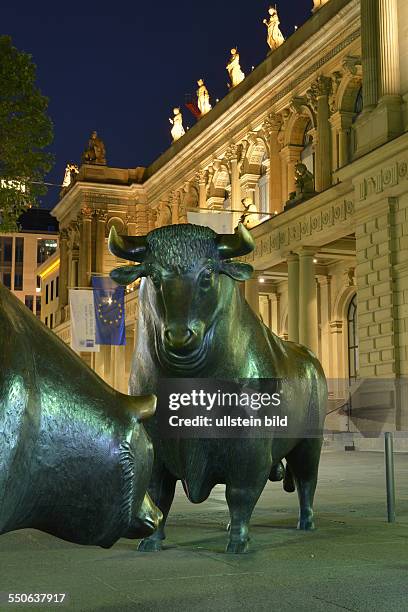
199, 268, 213, 289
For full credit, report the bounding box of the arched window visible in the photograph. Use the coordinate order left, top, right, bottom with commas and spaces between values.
300, 120, 314, 177
347, 294, 359, 381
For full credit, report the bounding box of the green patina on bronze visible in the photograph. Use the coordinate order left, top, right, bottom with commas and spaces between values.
110, 222, 328, 554
0, 283, 161, 547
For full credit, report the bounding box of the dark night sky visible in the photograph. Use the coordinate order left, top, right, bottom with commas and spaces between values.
3, 1, 312, 209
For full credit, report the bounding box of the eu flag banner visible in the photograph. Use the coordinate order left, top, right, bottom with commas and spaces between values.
92, 276, 126, 346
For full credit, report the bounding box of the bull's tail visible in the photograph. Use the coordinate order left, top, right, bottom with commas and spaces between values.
283, 463, 296, 493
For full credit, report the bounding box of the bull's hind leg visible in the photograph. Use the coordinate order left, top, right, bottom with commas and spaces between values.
225, 475, 269, 554
285, 437, 323, 531
138, 461, 177, 552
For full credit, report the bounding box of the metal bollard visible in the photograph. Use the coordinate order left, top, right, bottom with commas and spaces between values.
385, 432, 396, 523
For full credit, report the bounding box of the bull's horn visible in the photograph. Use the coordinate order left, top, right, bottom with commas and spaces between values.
216, 222, 255, 260
108, 226, 148, 262
121, 393, 157, 421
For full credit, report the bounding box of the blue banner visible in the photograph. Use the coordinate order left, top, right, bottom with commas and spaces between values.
92, 276, 126, 346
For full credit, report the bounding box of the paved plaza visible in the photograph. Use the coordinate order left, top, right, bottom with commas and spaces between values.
1, 450, 408, 612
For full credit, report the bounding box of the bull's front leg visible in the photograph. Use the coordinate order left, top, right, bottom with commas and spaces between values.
138, 460, 177, 552
225, 477, 268, 554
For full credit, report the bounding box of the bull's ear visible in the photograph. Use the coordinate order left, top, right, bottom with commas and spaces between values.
122, 394, 157, 421
220, 261, 254, 281
110, 265, 146, 286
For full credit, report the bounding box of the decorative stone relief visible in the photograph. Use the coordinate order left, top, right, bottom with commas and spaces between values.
342, 55, 362, 76
247, 200, 355, 261
358, 160, 408, 200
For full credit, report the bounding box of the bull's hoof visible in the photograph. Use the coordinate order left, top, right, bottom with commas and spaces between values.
297, 519, 315, 531
225, 539, 249, 554
138, 537, 163, 552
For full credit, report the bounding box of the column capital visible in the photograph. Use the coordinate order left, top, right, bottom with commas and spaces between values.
240, 173, 259, 191
195, 169, 208, 185
279, 144, 303, 162
263, 112, 282, 134
126, 213, 137, 225
94, 209, 108, 222
297, 246, 317, 258
224, 143, 240, 162
342, 55, 362, 77
290, 96, 309, 115
309, 75, 332, 101
316, 274, 332, 286
80, 206, 93, 221
286, 251, 299, 263
329, 110, 355, 130
60, 228, 69, 241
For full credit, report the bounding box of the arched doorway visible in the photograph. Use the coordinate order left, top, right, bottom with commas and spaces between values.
347, 294, 359, 382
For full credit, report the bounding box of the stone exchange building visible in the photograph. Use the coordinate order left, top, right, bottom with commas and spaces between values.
44, 0, 408, 448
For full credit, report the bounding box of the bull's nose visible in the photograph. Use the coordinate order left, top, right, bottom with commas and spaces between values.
164, 326, 194, 350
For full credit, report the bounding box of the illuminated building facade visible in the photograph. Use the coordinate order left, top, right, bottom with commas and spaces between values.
49, 0, 408, 446
1, 209, 58, 317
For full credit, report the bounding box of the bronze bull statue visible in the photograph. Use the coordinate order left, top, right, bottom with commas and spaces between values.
0, 282, 161, 547
109, 222, 327, 553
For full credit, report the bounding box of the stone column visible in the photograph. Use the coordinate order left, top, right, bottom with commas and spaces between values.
95, 210, 107, 274
70, 249, 79, 289
264, 113, 283, 213
114, 345, 127, 393
360, 0, 379, 111
197, 171, 208, 209
270, 291, 280, 335
94, 349, 105, 380
78, 207, 92, 287
225, 145, 242, 213
280, 146, 302, 201
299, 248, 318, 355
329, 320, 344, 398
245, 279, 260, 317
317, 275, 332, 377
58, 229, 69, 312
330, 111, 354, 169
313, 76, 332, 192
378, 0, 400, 99
287, 253, 299, 343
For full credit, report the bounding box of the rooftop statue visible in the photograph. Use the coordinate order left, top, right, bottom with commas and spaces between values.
312, 0, 329, 12
197, 79, 212, 116
82, 131, 107, 165
227, 48, 245, 88
263, 6, 285, 51
169, 107, 185, 142
62, 163, 79, 188
0, 282, 161, 547
109, 222, 327, 554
